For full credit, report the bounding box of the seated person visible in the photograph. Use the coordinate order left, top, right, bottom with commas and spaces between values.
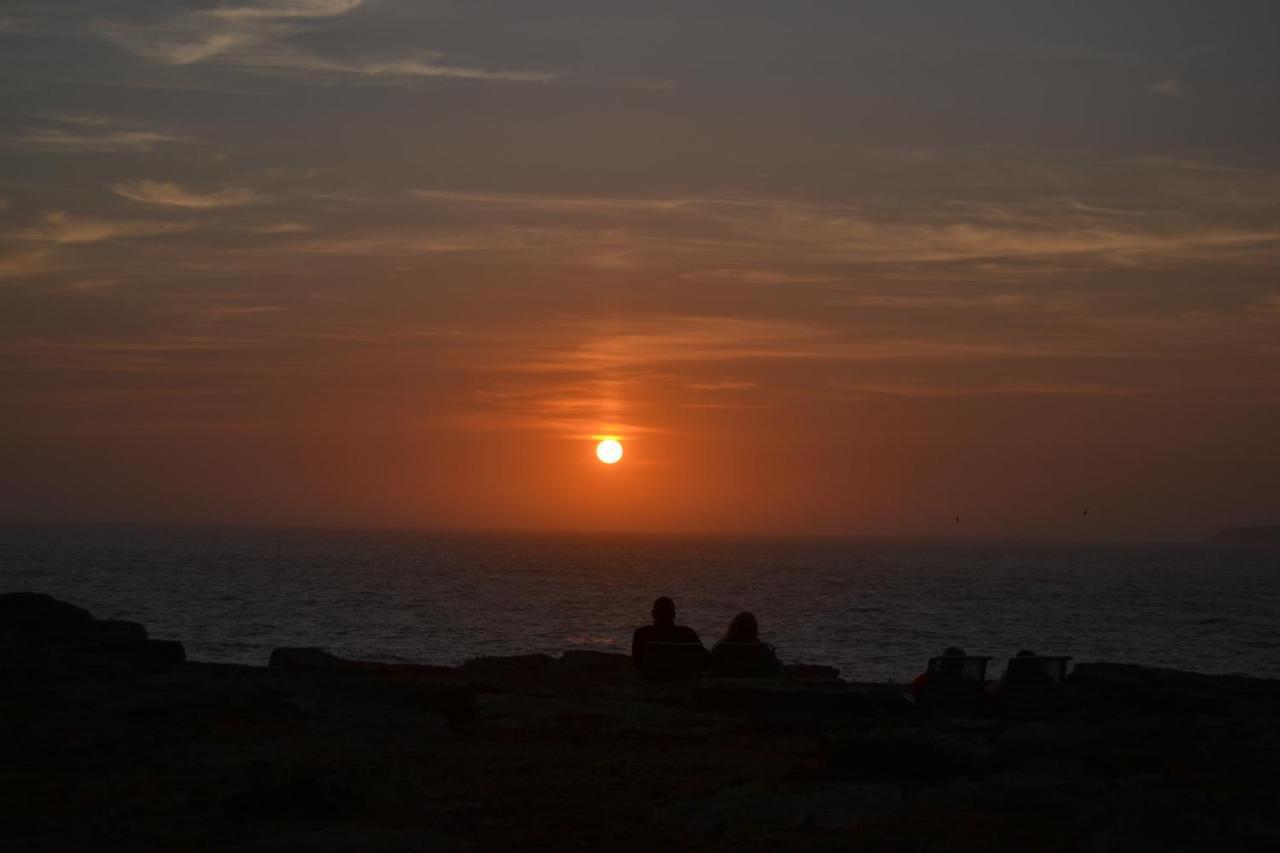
709, 612, 781, 678
1002, 648, 1054, 683
631, 596, 707, 673
985, 649, 1053, 697
911, 645, 968, 697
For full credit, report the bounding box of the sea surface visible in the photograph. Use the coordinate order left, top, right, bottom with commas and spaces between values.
2, 524, 1278, 682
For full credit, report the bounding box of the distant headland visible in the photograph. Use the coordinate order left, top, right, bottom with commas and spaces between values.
1210, 524, 1280, 545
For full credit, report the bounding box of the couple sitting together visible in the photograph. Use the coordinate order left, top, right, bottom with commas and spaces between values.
630, 596, 781, 680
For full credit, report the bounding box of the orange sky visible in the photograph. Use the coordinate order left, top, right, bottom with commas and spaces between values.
2, 2, 1278, 539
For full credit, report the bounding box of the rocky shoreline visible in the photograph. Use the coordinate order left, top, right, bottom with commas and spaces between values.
3, 592, 1279, 851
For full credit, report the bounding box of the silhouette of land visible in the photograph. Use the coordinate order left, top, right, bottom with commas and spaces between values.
1210, 524, 1280, 546
4, 593, 1280, 851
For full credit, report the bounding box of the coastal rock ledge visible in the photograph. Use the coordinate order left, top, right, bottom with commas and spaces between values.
3, 593, 1278, 852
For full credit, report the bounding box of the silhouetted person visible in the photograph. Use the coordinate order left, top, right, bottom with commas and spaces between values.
1005, 649, 1052, 681
987, 649, 1051, 699
631, 596, 706, 674
709, 611, 781, 678
911, 645, 967, 697
995, 649, 1068, 720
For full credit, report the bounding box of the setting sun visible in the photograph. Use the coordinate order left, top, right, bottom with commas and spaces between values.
595, 439, 623, 465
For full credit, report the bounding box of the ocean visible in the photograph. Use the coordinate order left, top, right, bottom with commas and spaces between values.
2, 524, 1277, 682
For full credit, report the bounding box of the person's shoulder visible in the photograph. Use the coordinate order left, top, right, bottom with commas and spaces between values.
674, 625, 703, 644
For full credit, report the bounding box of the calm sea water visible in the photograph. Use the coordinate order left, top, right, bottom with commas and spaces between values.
2, 525, 1277, 681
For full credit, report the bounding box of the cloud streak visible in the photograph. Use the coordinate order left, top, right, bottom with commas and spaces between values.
9, 125, 187, 153
402, 180, 1280, 269
504, 316, 1129, 376
112, 179, 264, 209
834, 381, 1150, 398
0, 249, 58, 280
98, 0, 556, 84
18, 212, 188, 244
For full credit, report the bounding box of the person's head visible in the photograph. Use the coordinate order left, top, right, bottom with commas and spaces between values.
651, 596, 676, 626
1010, 649, 1039, 673
937, 646, 967, 674
724, 611, 759, 643
936, 645, 962, 671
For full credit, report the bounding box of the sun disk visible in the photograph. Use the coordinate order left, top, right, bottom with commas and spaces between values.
595, 439, 623, 464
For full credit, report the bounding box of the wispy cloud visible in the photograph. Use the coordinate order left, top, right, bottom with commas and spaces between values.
238, 221, 310, 234
405, 181, 1280, 269
98, 0, 555, 84
243, 48, 557, 82
198, 305, 285, 320
1251, 293, 1280, 320
408, 189, 699, 213
679, 268, 842, 285
685, 380, 759, 391
18, 212, 187, 244
835, 381, 1150, 398
66, 278, 119, 294
99, 0, 362, 66
841, 292, 1041, 310
1149, 78, 1182, 97
10, 127, 186, 153
112, 179, 263, 209
8, 115, 189, 153
506, 316, 1113, 375
0, 249, 58, 279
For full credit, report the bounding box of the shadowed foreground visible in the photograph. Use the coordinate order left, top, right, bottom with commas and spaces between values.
3, 593, 1279, 851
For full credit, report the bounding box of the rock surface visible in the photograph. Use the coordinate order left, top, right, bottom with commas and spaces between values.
0, 591, 185, 678
2, 593, 1279, 851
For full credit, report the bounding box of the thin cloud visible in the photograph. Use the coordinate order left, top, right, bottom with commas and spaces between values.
1251, 293, 1280, 319
67, 279, 119, 294
112, 179, 264, 209
680, 268, 842, 285
409, 184, 1280, 268
842, 293, 1038, 310
409, 189, 699, 212
251, 50, 557, 83
98, 0, 555, 84
238, 221, 310, 234
836, 381, 1150, 398
1149, 78, 1182, 97
509, 316, 1117, 375
10, 127, 186, 153
0, 249, 58, 279
98, 0, 362, 65
7, 114, 192, 153
199, 305, 285, 320
685, 380, 759, 391
18, 212, 187, 244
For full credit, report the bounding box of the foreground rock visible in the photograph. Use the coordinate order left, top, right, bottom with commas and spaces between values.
2, 594, 1278, 851
0, 591, 184, 678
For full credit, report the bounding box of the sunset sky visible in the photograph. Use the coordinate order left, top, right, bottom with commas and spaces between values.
2, 2, 1278, 539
